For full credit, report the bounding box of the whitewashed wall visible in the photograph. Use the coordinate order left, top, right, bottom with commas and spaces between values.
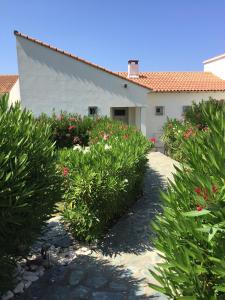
204, 56, 225, 80
16, 35, 225, 143
146, 91, 225, 146
8, 79, 21, 106
16, 36, 149, 119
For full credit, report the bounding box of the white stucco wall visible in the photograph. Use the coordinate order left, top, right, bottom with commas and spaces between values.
16, 36, 149, 119
16, 35, 225, 143
204, 55, 225, 80
146, 91, 225, 146
8, 79, 21, 106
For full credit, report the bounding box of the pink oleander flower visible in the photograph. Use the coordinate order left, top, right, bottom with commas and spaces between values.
69, 117, 77, 122
57, 114, 64, 121
103, 133, 109, 141
194, 187, 202, 195
68, 125, 76, 131
183, 128, 194, 139
196, 205, 203, 211
63, 167, 69, 176
149, 137, 156, 144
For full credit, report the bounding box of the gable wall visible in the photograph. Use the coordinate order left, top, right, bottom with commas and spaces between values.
16, 37, 148, 116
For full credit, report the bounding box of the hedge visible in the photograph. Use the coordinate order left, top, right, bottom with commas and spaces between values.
0, 95, 62, 292
150, 100, 225, 298
161, 99, 224, 162
59, 118, 153, 241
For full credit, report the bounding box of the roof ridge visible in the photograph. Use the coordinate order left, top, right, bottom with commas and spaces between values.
14, 30, 149, 90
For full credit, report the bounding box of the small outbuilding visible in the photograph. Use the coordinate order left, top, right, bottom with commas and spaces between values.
0, 75, 20, 105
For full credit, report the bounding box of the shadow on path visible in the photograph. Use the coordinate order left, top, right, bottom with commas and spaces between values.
96, 165, 167, 257
17, 152, 175, 300
18, 255, 152, 300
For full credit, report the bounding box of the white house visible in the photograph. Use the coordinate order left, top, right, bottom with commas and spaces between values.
15, 31, 225, 147
0, 75, 20, 105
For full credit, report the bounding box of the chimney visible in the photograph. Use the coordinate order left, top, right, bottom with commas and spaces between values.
128, 60, 139, 78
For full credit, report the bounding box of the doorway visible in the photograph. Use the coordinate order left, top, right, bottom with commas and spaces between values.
111, 107, 128, 124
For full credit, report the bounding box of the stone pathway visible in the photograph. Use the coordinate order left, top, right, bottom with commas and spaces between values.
15, 152, 178, 300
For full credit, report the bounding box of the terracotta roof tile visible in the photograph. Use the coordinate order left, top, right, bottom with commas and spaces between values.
118, 72, 225, 92
0, 75, 18, 94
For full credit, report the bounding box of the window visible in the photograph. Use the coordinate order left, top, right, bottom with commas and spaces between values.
88, 106, 98, 116
114, 109, 126, 116
155, 106, 164, 116
182, 106, 191, 114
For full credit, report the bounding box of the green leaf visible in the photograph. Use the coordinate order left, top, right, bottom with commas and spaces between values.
177, 297, 197, 300
214, 285, 225, 292
149, 269, 164, 286
208, 227, 218, 242
148, 283, 167, 294
182, 209, 210, 217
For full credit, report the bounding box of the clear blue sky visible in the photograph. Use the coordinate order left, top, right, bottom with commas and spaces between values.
1, 0, 225, 74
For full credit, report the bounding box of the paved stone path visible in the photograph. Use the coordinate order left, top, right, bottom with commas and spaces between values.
17, 152, 178, 300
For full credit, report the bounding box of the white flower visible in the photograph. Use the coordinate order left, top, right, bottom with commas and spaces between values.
104, 144, 112, 150
73, 145, 82, 151
83, 146, 90, 153
124, 179, 128, 183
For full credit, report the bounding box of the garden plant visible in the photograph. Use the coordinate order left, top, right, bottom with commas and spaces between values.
0, 97, 153, 293
59, 118, 153, 241
37, 112, 94, 148
149, 100, 225, 299
0, 94, 62, 293
161, 98, 224, 162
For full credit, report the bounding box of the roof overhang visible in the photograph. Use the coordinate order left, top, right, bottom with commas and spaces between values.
203, 53, 225, 64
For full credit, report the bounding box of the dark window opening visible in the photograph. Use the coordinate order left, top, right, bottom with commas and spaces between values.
114, 109, 126, 116
88, 106, 98, 116
182, 106, 191, 113
155, 106, 164, 116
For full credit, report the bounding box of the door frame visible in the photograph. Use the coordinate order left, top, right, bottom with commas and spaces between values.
110, 107, 129, 124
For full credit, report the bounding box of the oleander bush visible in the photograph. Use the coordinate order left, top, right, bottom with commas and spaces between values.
161, 99, 224, 161
184, 98, 225, 128
0, 94, 62, 292
149, 101, 225, 299
59, 118, 152, 241
37, 112, 94, 148
161, 118, 196, 162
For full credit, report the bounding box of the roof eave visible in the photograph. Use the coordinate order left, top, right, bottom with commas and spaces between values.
203, 53, 225, 64
152, 89, 225, 93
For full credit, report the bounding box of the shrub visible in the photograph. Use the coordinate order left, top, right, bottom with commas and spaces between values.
161, 99, 224, 161
59, 118, 152, 241
184, 98, 225, 128
149, 101, 225, 298
37, 112, 94, 148
0, 95, 61, 292
161, 118, 196, 161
